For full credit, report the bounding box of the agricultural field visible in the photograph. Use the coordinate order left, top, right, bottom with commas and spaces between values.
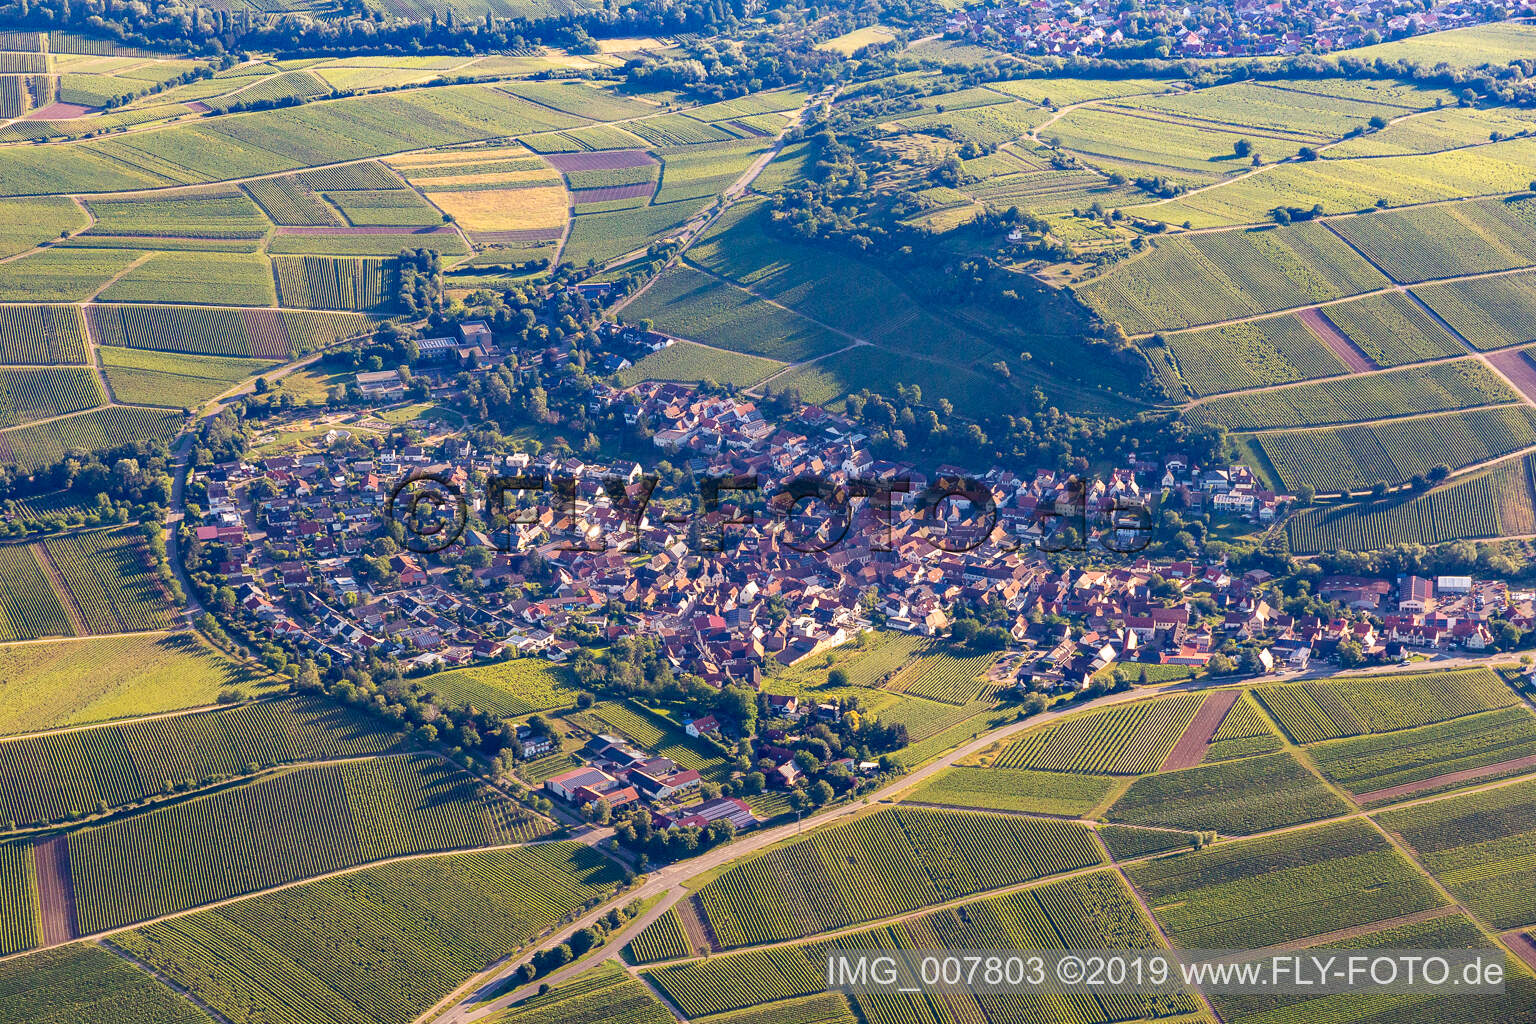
883, 643, 998, 704
1107, 751, 1349, 835
1329, 195, 1536, 283
0, 942, 217, 1024
0, 405, 184, 471
1286, 450, 1536, 552
1316, 290, 1469, 365
561, 201, 701, 267
901, 765, 1121, 816
0, 695, 400, 828
616, 339, 786, 389
0, 368, 103, 428
1145, 314, 1348, 398
87, 303, 374, 357
654, 141, 770, 204
690, 805, 1102, 948
649, 871, 1191, 1019
43, 527, 177, 633
622, 264, 847, 363
1378, 776, 1536, 929
114, 842, 623, 1024
98, 251, 278, 307
0, 840, 37, 956
1209, 911, 1536, 1024
1253, 667, 1519, 742
272, 255, 392, 311
0, 544, 74, 642
1310, 704, 1536, 801
1188, 358, 1515, 430
98, 346, 278, 408
1076, 222, 1388, 334
1241, 404, 1536, 494
0, 247, 146, 304
1128, 819, 1447, 948
1096, 824, 1195, 861
482, 962, 675, 1024
625, 906, 695, 964
769, 631, 929, 695
1141, 135, 1536, 227
0, 305, 90, 364
84, 190, 271, 240
1415, 268, 1536, 350
67, 753, 546, 933
1201, 692, 1283, 762
981, 693, 1205, 775
416, 657, 578, 717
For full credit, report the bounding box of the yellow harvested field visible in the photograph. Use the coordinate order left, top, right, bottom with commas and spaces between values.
595, 36, 671, 52
817, 25, 898, 54
409, 169, 559, 187
425, 186, 568, 231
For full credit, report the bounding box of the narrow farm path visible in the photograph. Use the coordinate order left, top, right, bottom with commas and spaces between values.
84, 252, 152, 302
33, 836, 78, 946
100, 940, 240, 1024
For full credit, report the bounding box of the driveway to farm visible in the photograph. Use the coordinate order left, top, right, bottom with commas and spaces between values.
423, 676, 1233, 1024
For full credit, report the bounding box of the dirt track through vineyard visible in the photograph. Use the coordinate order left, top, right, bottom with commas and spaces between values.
1159, 690, 1239, 771
1353, 752, 1536, 805
34, 836, 78, 946
1299, 307, 1377, 373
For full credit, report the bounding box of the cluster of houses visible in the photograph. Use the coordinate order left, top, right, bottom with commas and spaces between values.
191, 368, 1308, 688
944, 0, 1525, 57
544, 732, 757, 830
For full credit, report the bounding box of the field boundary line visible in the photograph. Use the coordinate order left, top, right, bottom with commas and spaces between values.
29, 540, 87, 636
100, 939, 240, 1024
1251, 905, 1461, 953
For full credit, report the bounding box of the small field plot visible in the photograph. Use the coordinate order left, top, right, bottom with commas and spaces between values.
1097, 825, 1195, 861
1253, 666, 1519, 743
0, 247, 144, 303
770, 631, 929, 695
0, 942, 215, 1023
691, 806, 1103, 949
0, 545, 73, 641
99, 347, 277, 408
1311, 704, 1536, 803
416, 658, 578, 717
0, 305, 89, 364
272, 255, 392, 311
1415, 269, 1536, 351
986, 77, 1174, 106
0, 405, 184, 472
482, 962, 675, 1024
87, 303, 373, 357
0, 368, 103, 428
324, 188, 443, 228
902, 765, 1120, 816
98, 251, 276, 306
561, 201, 699, 266
1320, 290, 1468, 365
1200, 692, 1283, 762
622, 264, 846, 363
884, 644, 998, 704
1142, 136, 1536, 228
1187, 358, 1515, 431
1127, 818, 1447, 948
654, 140, 770, 204
114, 842, 622, 1024
1146, 314, 1348, 398
1285, 452, 1536, 552
768, 344, 1006, 419
1107, 751, 1349, 835
983, 693, 1204, 775
1347, 21, 1536, 67
0, 197, 88, 261
1378, 775, 1536, 930
43, 527, 177, 633
817, 25, 898, 54
0, 695, 398, 828
0, 840, 38, 956
1330, 195, 1536, 283
1209, 911, 1536, 1024
626, 907, 695, 965
84, 189, 271, 240
67, 753, 549, 934
1327, 104, 1536, 159
616, 340, 785, 389
1076, 222, 1387, 334
497, 80, 658, 121
1241, 404, 1536, 494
